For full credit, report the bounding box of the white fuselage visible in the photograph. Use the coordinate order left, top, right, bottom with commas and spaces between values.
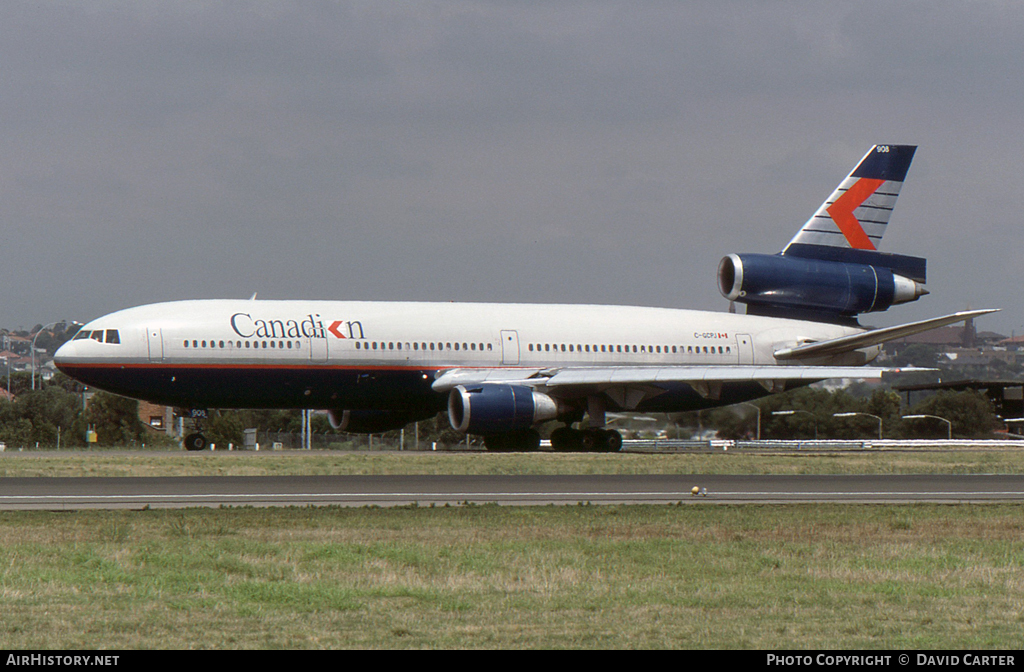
53, 299, 874, 416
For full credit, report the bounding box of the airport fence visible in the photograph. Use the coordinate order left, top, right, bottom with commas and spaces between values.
230, 430, 481, 452
621, 438, 1024, 452
3, 434, 1022, 452
213, 434, 1024, 452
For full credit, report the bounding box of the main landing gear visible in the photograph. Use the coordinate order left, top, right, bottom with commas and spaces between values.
482, 394, 624, 453
546, 394, 623, 452
549, 426, 623, 453
483, 429, 542, 452
481, 427, 622, 452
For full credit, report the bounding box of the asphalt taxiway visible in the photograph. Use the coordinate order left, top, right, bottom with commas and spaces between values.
1, 474, 1023, 510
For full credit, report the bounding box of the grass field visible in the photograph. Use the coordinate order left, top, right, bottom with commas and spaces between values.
0, 446, 1023, 477
0, 448, 1022, 649
0, 504, 1022, 649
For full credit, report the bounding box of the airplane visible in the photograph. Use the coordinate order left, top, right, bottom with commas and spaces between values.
54, 144, 995, 452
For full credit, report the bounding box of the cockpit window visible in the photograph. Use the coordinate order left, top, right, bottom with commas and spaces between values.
73, 329, 120, 343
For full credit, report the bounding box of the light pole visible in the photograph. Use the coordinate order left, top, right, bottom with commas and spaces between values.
31, 321, 80, 390
833, 412, 883, 439
771, 409, 818, 439
902, 414, 952, 440
737, 402, 762, 439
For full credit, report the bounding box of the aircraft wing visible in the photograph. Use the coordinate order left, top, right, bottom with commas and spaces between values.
432, 364, 900, 399
540, 365, 894, 386
773, 309, 998, 360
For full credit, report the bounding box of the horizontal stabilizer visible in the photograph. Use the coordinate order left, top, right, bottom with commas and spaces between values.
783, 243, 927, 283
773, 309, 998, 360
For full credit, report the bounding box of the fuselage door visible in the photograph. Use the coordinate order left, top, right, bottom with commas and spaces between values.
500, 330, 520, 365
309, 336, 328, 363
737, 334, 754, 364
147, 328, 164, 362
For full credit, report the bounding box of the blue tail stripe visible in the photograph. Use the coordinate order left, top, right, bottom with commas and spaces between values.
851, 145, 917, 182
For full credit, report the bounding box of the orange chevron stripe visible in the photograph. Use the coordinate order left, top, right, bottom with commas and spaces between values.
826, 177, 884, 250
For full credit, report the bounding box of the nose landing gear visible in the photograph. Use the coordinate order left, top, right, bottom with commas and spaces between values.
184, 432, 208, 451
181, 409, 209, 451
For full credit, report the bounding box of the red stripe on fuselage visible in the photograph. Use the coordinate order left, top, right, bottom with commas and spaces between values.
56, 362, 465, 373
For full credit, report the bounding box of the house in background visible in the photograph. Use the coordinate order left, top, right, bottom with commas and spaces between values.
138, 400, 175, 437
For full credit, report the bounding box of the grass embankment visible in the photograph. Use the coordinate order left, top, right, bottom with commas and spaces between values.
0, 504, 1021, 649
1, 449, 1021, 649
0, 448, 1023, 477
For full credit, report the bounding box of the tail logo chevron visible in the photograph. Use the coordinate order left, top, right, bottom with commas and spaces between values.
826, 177, 884, 250
784, 144, 917, 252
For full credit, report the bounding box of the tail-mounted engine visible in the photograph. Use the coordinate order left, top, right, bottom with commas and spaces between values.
718, 245, 928, 321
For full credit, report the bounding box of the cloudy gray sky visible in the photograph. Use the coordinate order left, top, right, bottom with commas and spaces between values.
3, 1, 1022, 335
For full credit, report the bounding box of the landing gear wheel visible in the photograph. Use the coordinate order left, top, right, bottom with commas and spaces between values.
582, 429, 619, 452
484, 429, 541, 452
603, 429, 623, 452
483, 434, 509, 452
550, 426, 582, 452
558, 428, 623, 452
581, 430, 601, 452
184, 433, 208, 451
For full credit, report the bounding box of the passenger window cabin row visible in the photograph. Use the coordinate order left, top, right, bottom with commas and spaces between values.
183, 339, 303, 350
528, 343, 731, 355
353, 340, 733, 356
172, 337, 733, 357
355, 341, 493, 352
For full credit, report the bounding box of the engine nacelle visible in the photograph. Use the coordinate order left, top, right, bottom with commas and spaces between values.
718, 253, 927, 317
448, 384, 561, 435
328, 409, 422, 434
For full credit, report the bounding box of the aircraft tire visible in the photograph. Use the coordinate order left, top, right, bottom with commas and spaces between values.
518, 429, 541, 452
184, 433, 208, 451
550, 427, 582, 452
484, 429, 540, 452
581, 429, 623, 452
483, 434, 509, 452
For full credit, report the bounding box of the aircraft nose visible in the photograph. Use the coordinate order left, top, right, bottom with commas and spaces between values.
53, 340, 79, 369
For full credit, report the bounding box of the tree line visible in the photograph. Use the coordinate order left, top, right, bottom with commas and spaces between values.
672, 386, 1002, 441
0, 372, 1004, 449
0, 372, 462, 449
0, 372, 161, 448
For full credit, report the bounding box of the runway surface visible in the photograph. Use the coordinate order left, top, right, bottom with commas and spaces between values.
1, 474, 1024, 509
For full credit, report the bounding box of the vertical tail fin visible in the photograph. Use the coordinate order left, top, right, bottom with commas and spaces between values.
783, 144, 917, 252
